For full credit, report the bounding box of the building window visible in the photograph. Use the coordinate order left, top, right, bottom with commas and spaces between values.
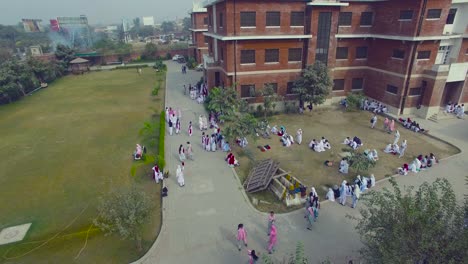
203, 17, 208, 25
240, 12, 256, 27
290, 12, 304, 26
264, 83, 278, 93
427, 9, 442, 19
356, 46, 368, 59
265, 49, 279, 63
241, 84, 255, 98
316, 12, 332, 64
336, 47, 348, 60
220, 47, 224, 61
392, 49, 405, 59
266, 12, 280, 27
386, 85, 398, 94
360, 12, 373, 26
417, 50, 431, 60
209, 15, 212, 26
338, 12, 352, 26
446, 8, 457, 24
409, 87, 422, 96
333, 79, 345, 91
352, 78, 364, 90
204, 36, 209, 44
219, 13, 224, 27
288, 48, 302, 62
240, 50, 255, 64
287, 82, 296, 94
399, 10, 413, 20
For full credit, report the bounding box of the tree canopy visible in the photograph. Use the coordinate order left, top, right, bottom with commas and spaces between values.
353, 178, 467, 263
161, 21, 175, 34
93, 186, 153, 251
293, 61, 331, 106
205, 86, 240, 120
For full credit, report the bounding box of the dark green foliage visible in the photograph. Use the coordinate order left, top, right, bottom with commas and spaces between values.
348, 149, 376, 174
153, 59, 167, 71
292, 61, 332, 107
186, 57, 197, 69
114, 64, 149, 70
346, 92, 366, 111
165, 53, 172, 60
352, 178, 467, 264
142, 43, 158, 60
205, 86, 240, 121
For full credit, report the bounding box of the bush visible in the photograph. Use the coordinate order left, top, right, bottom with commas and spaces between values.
153, 59, 167, 71
165, 53, 172, 60
114, 64, 149, 70
346, 92, 366, 111
158, 111, 166, 170
186, 57, 197, 69
284, 101, 297, 114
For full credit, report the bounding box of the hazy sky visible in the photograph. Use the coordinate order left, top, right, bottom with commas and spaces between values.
0, 0, 199, 25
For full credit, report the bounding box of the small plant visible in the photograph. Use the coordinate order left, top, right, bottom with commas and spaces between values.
348, 149, 376, 174
346, 92, 366, 111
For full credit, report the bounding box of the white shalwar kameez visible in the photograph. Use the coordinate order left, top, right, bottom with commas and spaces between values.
176, 165, 185, 187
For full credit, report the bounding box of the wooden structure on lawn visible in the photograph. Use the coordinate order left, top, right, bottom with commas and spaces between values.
69, 57, 90, 74
244, 159, 306, 207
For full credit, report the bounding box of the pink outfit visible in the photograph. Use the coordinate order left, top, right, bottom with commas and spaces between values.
237, 227, 247, 244
188, 124, 193, 136
389, 120, 395, 132
268, 225, 277, 252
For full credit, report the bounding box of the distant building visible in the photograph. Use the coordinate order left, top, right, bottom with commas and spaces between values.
202, 0, 468, 119
122, 18, 134, 43
51, 15, 92, 49
142, 16, 155, 26
22, 19, 43, 32
30, 46, 43, 56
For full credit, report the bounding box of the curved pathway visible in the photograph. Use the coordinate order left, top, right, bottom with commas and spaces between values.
133, 61, 468, 264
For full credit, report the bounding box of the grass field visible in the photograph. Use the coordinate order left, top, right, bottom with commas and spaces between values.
0, 68, 164, 263
234, 109, 460, 213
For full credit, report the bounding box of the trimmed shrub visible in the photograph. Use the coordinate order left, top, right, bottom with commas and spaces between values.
346, 92, 366, 111
114, 64, 149, 70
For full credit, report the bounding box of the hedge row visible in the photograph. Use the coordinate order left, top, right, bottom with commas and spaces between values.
158, 111, 166, 170
114, 64, 149, 70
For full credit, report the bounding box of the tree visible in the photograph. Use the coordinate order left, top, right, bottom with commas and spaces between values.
352, 178, 467, 263
205, 86, 240, 121
348, 149, 376, 174
139, 26, 155, 38
142, 42, 158, 60
161, 21, 175, 34
223, 113, 258, 142
182, 17, 191, 32
293, 61, 331, 108
94, 186, 153, 251
260, 84, 283, 119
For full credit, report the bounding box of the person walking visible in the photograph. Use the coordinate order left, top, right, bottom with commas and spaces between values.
188, 121, 193, 137
237, 224, 248, 251
178, 144, 186, 162
370, 114, 377, 129
393, 130, 400, 145
186, 141, 193, 160
389, 119, 395, 133
306, 206, 315, 230
267, 224, 277, 254
296, 129, 303, 145
175, 118, 181, 134
352, 184, 361, 208
267, 211, 275, 235
383, 117, 389, 131
176, 165, 185, 187
247, 250, 259, 264
399, 139, 407, 158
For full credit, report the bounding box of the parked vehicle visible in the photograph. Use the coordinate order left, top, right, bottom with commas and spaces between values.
177, 57, 186, 64
195, 64, 204, 71
172, 55, 183, 61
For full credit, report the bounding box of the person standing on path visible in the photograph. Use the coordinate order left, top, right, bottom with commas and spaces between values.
268, 224, 277, 254
175, 118, 181, 135
168, 119, 174, 136
178, 144, 186, 162
383, 117, 389, 131
389, 119, 395, 133
237, 224, 248, 251
352, 184, 361, 208
399, 139, 407, 158
393, 130, 400, 145
306, 206, 315, 230
339, 180, 347, 206
267, 211, 275, 235
186, 141, 193, 160
370, 114, 377, 129
176, 165, 185, 187
296, 129, 303, 145
188, 121, 193, 137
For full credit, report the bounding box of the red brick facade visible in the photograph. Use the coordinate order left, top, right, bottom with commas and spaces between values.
190, 11, 209, 63
199, 0, 468, 118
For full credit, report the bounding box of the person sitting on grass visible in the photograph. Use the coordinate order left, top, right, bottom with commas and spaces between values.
225, 153, 240, 167
398, 163, 409, 175
342, 137, 351, 145
365, 149, 379, 161
133, 144, 144, 160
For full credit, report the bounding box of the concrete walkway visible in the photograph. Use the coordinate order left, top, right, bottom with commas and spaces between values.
133, 62, 468, 264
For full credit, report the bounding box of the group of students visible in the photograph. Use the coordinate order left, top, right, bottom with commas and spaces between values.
445, 102, 465, 118
326, 174, 376, 208
309, 137, 332, 152
237, 211, 278, 263
398, 117, 426, 133
184, 82, 208, 103
398, 153, 438, 175
342, 136, 363, 150
362, 99, 389, 114
166, 107, 192, 136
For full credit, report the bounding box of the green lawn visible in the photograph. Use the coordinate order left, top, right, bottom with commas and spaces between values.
0, 69, 164, 263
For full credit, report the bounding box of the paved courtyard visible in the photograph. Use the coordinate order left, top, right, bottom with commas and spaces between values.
133, 61, 468, 264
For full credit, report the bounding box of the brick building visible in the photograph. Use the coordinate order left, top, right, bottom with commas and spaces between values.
198, 0, 468, 118
189, 3, 209, 63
